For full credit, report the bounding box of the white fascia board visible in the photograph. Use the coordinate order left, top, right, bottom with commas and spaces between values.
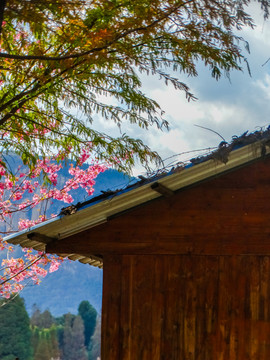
159, 140, 263, 191
4, 140, 266, 248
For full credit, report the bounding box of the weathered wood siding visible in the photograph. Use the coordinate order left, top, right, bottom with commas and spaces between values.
102, 254, 270, 360
46, 157, 270, 358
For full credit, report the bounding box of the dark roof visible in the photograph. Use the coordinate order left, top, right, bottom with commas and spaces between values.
60, 127, 270, 216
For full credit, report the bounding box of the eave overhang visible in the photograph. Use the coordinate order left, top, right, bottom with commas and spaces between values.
4, 140, 268, 268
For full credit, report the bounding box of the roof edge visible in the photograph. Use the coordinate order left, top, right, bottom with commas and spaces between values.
4, 139, 268, 266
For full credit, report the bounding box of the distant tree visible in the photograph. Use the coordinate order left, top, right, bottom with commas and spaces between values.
34, 332, 51, 360
31, 304, 41, 326
30, 305, 60, 360
88, 316, 101, 360
31, 327, 40, 358
0, 296, 32, 360
55, 319, 65, 356
53, 314, 65, 329
63, 313, 88, 360
40, 310, 54, 328
49, 326, 61, 360
33, 327, 60, 360
78, 300, 97, 348
31, 307, 54, 328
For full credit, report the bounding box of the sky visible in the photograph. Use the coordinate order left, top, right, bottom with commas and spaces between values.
93, 4, 270, 175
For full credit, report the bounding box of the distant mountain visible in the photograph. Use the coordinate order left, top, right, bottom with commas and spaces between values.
21, 261, 103, 316
5, 166, 134, 316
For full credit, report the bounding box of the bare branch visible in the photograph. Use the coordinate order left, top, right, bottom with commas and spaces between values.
194, 124, 226, 142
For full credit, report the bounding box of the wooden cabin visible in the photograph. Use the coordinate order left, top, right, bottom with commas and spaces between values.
6, 135, 270, 359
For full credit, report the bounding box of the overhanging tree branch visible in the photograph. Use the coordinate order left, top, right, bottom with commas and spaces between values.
0, 0, 6, 36
0, 1, 191, 62
0, 0, 268, 173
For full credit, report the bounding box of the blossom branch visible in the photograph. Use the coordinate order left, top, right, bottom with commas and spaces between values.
0, 253, 44, 286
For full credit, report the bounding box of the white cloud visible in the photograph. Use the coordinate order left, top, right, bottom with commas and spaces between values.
254, 74, 270, 100
91, 6, 270, 172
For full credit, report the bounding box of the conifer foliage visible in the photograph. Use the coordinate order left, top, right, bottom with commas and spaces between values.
29, 300, 99, 360
0, 296, 32, 360
78, 300, 97, 349
62, 314, 88, 360
0, 297, 100, 360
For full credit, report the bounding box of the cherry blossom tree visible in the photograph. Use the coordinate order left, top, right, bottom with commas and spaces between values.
1, 0, 270, 298
0, 145, 109, 298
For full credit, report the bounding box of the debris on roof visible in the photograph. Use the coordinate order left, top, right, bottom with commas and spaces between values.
59, 127, 270, 217
59, 204, 79, 216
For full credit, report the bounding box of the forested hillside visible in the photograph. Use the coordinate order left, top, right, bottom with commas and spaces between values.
0, 296, 100, 360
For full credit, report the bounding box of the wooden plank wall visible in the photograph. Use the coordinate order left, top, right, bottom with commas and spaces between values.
102, 254, 270, 360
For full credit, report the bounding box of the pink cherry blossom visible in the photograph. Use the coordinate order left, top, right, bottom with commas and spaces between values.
0, 143, 128, 298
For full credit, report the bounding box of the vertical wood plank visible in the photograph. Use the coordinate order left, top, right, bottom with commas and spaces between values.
130, 255, 154, 360
197, 256, 219, 360
102, 254, 270, 359
183, 256, 197, 360
151, 256, 166, 360
119, 255, 134, 360
163, 255, 182, 360
102, 255, 122, 360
